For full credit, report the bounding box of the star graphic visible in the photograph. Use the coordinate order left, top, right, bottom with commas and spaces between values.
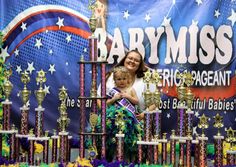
45, 29, 49, 33
44, 85, 50, 94
16, 65, 22, 74
145, 13, 151, 23
14, 48, 20, 57
123, 10, 130, 20
83, 48, 87, 53
21, 22, 27, 31
56, 17, 64, 29
68, 72, 71, 75
161, 16, 171, 26
167, 113, 171, 118
35, 38, 43, 49
27, 62, 35, 74
196, 0, 202, 5
214, 9, 220, 18
49, 49, 53, 55
0, 46, 10, 62
66, 34, 72, 43
193, 126, 198, 136
228, 9, 236, 26
66, 62, 69, 66
48, 64, 56, 74
194, 111, 199, 117
191, 20, 198, 26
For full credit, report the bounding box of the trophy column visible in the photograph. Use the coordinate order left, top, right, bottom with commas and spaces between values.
225, 127, 236, 166
57, 86, 70, 163
51, 130, 58, 163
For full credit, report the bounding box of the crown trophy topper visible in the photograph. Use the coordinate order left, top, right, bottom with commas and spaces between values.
151, 70, 161, 109
198, 114, 209, 137
225, 127, 235, 150
20, 70, 31, 106
176, 71, 187, 107
213, 113, 224, 136
57, 86, 70, 132
3, 67, 13, 101
88, 0, 97, 36
35, 70, 46, 108
143, 69, 153, 108
184, 72, 194, 111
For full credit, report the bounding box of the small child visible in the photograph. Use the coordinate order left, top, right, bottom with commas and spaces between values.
107, 66, 139, 109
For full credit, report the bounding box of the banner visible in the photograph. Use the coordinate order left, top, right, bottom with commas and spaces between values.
0, 0, 235, 141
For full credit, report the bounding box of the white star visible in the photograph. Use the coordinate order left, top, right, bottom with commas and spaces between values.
144, 13, 151, 23
66, 34, 72, 43
17, 92, 20, 97
35, 38, 42, 49
83, 48, 87, 53
14, 48, 20, 57
196, 0, 202, 5
56, 17, 64, 29
45, 29, 49, 33
228, 9, 236, 26
123, 10, 130, 20
48, 64, 56, 74
0, 46, 10, 62
68, 72, 71, 75
161, 16, 171, 26
224, 111, 227, 114
191, 20, 198, 26
66, 62, 69, 66
16, 65, 22, 74
44, 85, 50, 95
214, 9, 220, 18
27, 62, 35, 74
21, 22, 27, 31
49, 49, 53, 55
167, 113, 171, 118
194, 111, 199, 117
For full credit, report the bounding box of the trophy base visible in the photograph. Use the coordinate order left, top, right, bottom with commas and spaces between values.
137, 140, 159, 145
28, 136, 50, 141
213, 135, 224, 140
198, 136, 208, 141
115, 134, 125, 138
0, 129, 17, 134
16, 134, 30, 138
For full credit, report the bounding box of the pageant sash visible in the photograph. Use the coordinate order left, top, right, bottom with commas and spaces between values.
107, 87, 139, 123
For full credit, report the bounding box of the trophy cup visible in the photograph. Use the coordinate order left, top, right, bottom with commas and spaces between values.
57, 86, 70, 163
2, 67, 13, 130
88, 112, 98, 160
19, 70, 31, 135
225, 127, 236, 165
34, 69, 46, 137
115, 112, 125, 161
213, 113, 224, 167
198, 114, 209, 167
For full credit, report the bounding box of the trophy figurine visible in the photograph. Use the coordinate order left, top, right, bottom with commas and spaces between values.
57, 86, 70, 163
34, 70, 46, 137
88, 0, 97, 37
19, 70, 31, 135
225, 127, 236, 165
198, 114, 209, 167
115, 112, 125, 161
213, 113, 224, 167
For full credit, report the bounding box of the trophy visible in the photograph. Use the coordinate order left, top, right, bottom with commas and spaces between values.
213, 113, 224, 167
198, 114, 209, 167
115, 112, 125, 161
19, 70, 31, 135
51, 129, 58, 163
225, 127, 236, 165
57, 86, 70, 163
88, 0, 97, 37
176, 71, 187, 108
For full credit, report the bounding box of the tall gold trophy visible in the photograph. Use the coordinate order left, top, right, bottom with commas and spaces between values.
57, 86, 70, 163
225, 127, 236, 166
213, 113, 224, 167
198, 114, 209, 167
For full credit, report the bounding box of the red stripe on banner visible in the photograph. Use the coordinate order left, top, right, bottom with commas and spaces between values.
10, 26, 90, 55
163, 76, 236, 100
4, 9, 88, 40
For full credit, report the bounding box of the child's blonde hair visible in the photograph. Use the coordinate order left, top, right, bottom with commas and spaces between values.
113, 66, 129, 79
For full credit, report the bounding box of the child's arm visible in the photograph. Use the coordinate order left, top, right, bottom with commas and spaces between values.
106, 93, 121, 105
121, 88, 139, 105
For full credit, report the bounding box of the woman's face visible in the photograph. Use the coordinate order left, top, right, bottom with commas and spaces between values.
124, 51, 141, 73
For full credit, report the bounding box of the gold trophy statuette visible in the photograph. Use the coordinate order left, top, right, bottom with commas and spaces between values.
184, 72, 194, 111
225, 127, 235, 150
213, 113, 223, 136
35, 70, 46, 108
198, 114, 209, 137
90, 80, 97, 98
89, 112, 98, 133
3, 68, 13, 101
115, 112, 125, 134
57, 86, 70, 132
176, 71, 187, 107
88, 0, 97, 36
151, 70, 161, 108
143, 69, 153, 108
20, 70, 31, 107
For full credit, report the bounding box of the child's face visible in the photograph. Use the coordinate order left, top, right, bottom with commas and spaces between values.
114, 72, 129, 88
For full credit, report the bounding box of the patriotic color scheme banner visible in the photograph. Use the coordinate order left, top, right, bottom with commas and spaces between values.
0, 0, 235, 140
